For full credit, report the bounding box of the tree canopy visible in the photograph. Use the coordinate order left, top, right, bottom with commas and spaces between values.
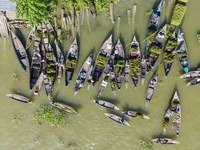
10, 0, 58, 26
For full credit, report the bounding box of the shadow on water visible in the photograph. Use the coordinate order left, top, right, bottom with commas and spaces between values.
106, 109, 129, 120
95, 97, 119, 105
10, 88, 35, 101
152, 133, 177, 139
123, 103, 149, 115
54, 97, 82, 110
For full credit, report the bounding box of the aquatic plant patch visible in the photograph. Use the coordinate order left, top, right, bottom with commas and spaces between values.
139, 139, 153, 150
96, 55, 108, 68
129, 58, 140, 77
114, 60, 125, 75
110, 78, 116, 88
66, 58, 77, 69
147, 28, 157, 44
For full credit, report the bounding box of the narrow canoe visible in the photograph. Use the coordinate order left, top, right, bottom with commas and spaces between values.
25, 25, 36, 50
50, 102, 79, 115
186, 78, 200, 86
124, 60, 130, 89
87, 65, 93, 90
30, 45, 41, 90
91, 35, 112, 87
41, 44, 47, 71
42, 22, 49, 50
177, 29, 190, 73
109, 69, 116, 95
113, 39, 125, 90
146, 73, 158, 107
55, 40, 64, 84
74, 54, 92, 96
33, 26, 42, 48
129, 36, 141, 88
170, 91, 181, 137
46, 22, 55, 42
43, 73, 51, 100
104, 113, 130, 126
98, 76, 109, 97
151, 138, 180, 144
163, 108, 171, 134
163, 31, 177, 77
34, 72, 44, 95
146, 0, 163, 51
65, 38, 78, 87
46, 44, 57, 89
140, 55, 146, 85
179, 67, 200, 79
10, 30, 29, 75
6, 94, 30, 103
123, 111, 150, 119
93, 100, 120, 110
146, 24, 167, 73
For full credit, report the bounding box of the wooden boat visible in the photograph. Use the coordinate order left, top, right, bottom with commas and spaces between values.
113, 39, 125, 90
177, 29, 190, 73
30, 45, 41, 90
129, 36, 141, 88
55, 40, 64, 84
42, 22, 49, 50
109, 69, 116, 95
91, 35, 112, 87
163, 108, 171, 134
197, 32, 200, 45
46, 44, 57, 89
170, 91, 181, 137
50, 102, 79, 115
146, 73, 158, 107
10, 30, 29, 75
88, 0, 96, 18
179, 68, 200, 79
151, 138, 180, 144
123, 111, 150, 119
87, 65, 93, 90
104, 113, 130, 126
98, 76, 109, 97
74, 54, 92, 96
33, 26, 42, 47
146, 0, 163, 51
163, 31, 177, 77
186, 78, 200, 86
43, 73, 51, 100
41, 44, 47, 71
124, 60, 130, 89
34, 72, 44, 95
146, 24, 167, 73
6, 94, 30, 103
140, 55, 146, 85
93, 100, 120, 110
65, 38, 78, 87
25, 25, 36, 50
46, 22, 55, 41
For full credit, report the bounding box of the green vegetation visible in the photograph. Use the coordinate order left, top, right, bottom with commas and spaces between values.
50, 31, 55, 40
165, 24, 173, 39
130, 46, 138, 53
96, 55, 108, 68
177, 51, 187, 56
88, 0, 95, 11
11, 72, 20, 84
66, 57, 77, 68
58, 29, 70, 43
163, 118, 169, 128
110, 78, 116, 89
147, 28, 156, 44
170, 3, 187, 26
33, 64, 40, 69
33, 104, 68, 128
9, 0, 57, 26
172, 101, 180, 107
145, 9, 153, 16
139, 139, 153, 150
47, 61, 56, 82
135, 113, 143, 119
35, 29, 42, 41
163, 51, 175, 63
166, 39, 177, 50
104, 76, 109, 82
197, 32, 200, 45
129, 58, 140, 77
171, 113, 180, 122
11, 115, 22, 124
177, 0, 188, 3
114, 60, 125, 75
43, 30, 48, 38
149, 44, 162, 57
87, 80, 91, 85
27, 37, 32, 45
46, 52, 55, 59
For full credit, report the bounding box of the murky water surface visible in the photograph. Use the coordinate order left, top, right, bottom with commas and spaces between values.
1, 0, 200, 149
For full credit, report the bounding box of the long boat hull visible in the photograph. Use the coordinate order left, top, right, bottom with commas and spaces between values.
65, 38, 78, 87
151, 138, 180, 144
87, 65, 93, 90
34, 72, 44, 95
179, 68, 200, 79
42, 22, 49, 50
6, 94, 30, 103
98, 79, 108, 97
104, 113, 130, 126
163, 108, 171, 134
140, 55, 146, 85
146, 73, 158, 106
25, 26, 36, 50
124, 60, 130, 89
186, 78, 200, 86
43, 74, 51, 100
93, 100, 120, 110
10, 30, 29, 75
123, 111, 150, 119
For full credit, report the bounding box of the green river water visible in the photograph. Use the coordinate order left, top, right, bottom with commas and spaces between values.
1, 0, 200, 149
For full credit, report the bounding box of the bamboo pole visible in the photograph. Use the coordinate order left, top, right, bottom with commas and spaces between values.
110, 2, 115, 23
131, 4, 137, 32
127, 9, 131, 25
86, 8, 91, 32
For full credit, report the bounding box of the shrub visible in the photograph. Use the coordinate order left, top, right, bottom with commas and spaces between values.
147, 28, 156, 44
96, 55, 108, 68
66, 58, 77, 68
88, 0, 95, 11
33, 104, 67, 128
114, 60, 125, 75
170, 3, 187, 26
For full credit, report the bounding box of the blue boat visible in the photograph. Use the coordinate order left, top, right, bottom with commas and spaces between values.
146, 0, 163, 51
